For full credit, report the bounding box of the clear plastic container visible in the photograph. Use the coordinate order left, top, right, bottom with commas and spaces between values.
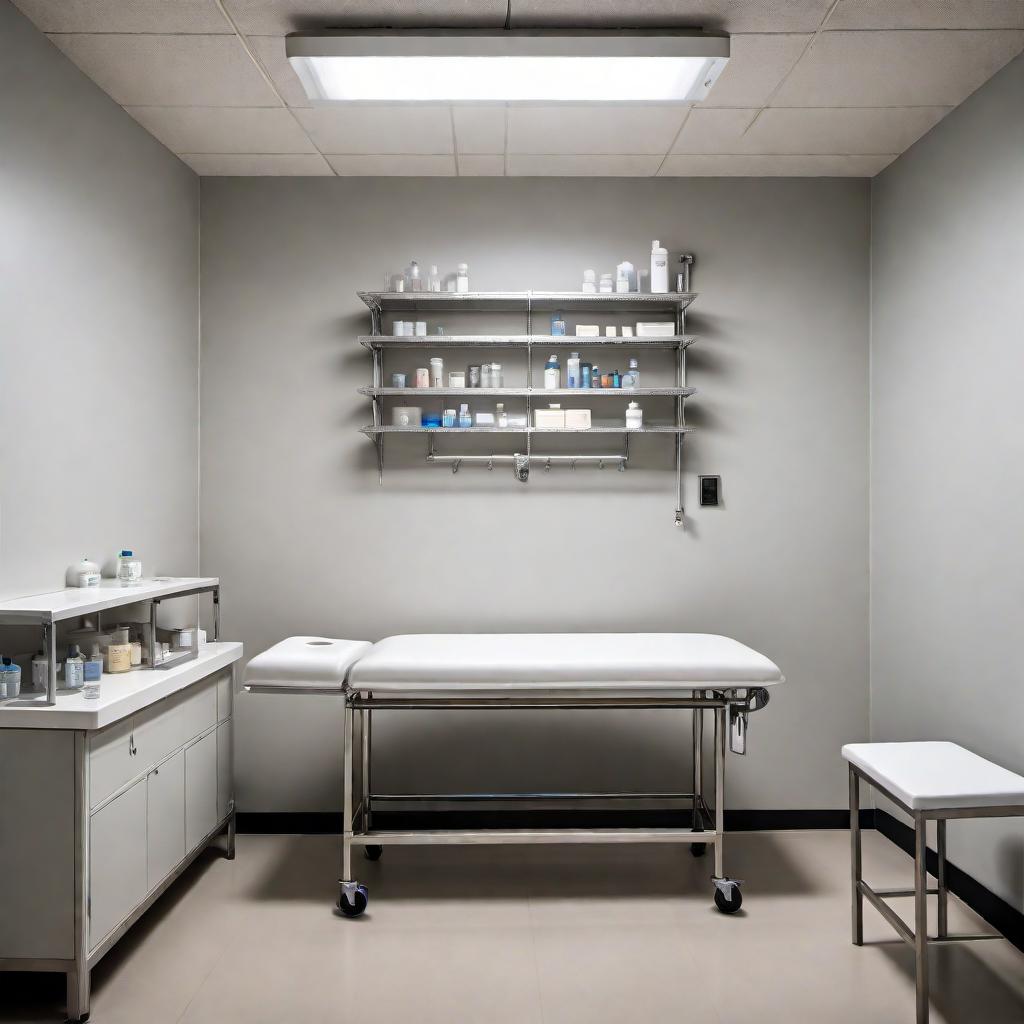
117, 550, 142, 586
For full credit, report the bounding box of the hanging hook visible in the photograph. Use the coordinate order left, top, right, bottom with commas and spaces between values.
570, 458, 576, 472
545, 457, 552, 472
599, 459, 605, 470
487, 457, 493, 471
452, 459, 461, 475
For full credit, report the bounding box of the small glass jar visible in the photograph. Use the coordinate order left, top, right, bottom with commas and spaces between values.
467, 365, 481, 388
491, 363, 503, 388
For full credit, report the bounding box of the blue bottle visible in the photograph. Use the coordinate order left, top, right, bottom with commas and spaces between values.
612, 370, 621, 388
581, 362, 592, 389
551, 311, 566, 336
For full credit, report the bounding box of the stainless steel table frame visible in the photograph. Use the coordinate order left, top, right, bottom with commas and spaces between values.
849, 764, 1015, 1024
336, 686, 771, 918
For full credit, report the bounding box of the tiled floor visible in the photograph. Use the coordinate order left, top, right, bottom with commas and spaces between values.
3, 829, 1024, 1023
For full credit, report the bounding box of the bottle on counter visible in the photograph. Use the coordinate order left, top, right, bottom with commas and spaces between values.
105, 628, 132, 674
66, 557, 101, 588
116, 550, 142, 587
621, 358, 640, 388
65, 646, 85, 691
0, 658, 22, 699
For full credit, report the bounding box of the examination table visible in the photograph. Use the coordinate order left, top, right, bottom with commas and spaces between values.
245, 633, 784, 917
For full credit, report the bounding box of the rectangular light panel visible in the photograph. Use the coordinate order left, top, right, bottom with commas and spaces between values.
286, 32, 730, 104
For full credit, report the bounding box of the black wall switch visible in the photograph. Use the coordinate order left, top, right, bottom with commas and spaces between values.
699, 475, 721, 507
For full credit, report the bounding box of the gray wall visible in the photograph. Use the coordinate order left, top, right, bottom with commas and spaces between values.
0, 0, 199, 600
870, 54, 1024, 908
200, 175, 870, 812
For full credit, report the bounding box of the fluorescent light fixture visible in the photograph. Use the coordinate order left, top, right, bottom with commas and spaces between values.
286, 31, 729, 104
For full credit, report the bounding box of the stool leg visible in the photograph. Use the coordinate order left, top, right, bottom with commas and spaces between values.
936, 819, 948, 939
915, 813, 930, 1024
849, 766, 863, 946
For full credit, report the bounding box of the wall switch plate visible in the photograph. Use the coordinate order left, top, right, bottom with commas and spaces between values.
699, 475, 721, 507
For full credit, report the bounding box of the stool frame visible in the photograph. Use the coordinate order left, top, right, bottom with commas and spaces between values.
849, 764, 1011, 1024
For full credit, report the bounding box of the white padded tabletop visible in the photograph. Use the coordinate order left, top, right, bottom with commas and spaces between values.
244, 636, 372, 690
347, 633, 783, 694
843, 742, 1024, 811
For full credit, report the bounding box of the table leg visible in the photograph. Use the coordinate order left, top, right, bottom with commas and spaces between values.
850, 766, 863, 945
915, 813, 930, 1024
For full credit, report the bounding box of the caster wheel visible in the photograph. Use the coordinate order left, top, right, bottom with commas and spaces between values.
337, 884, 369, 918
690, 843, 707, 857
714, 886, 743, 915
364, 845, 383, 861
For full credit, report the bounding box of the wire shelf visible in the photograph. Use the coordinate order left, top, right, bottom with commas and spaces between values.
360, 425, 694, 436
358, 386, 696, 398
358, 290, 697, 313
359, 334, 696, 350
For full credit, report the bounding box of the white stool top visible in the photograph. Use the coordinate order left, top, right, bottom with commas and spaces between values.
843, 741, 1024, 811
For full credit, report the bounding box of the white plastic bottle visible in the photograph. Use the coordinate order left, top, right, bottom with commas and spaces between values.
456, 263, 470, 292
544, 354, 561, 390
626, 401, 644, 429
621, 357, 640, 388
650, 240, 669, 294
427, 264, 441, 292
566, 352, 581, 389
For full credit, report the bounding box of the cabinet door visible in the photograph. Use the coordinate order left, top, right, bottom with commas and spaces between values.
185, 730, 218, 853
89, 716, 137, 810
217, 721, 232, 821
89, 777, 147, 949
147, 751, 185, 890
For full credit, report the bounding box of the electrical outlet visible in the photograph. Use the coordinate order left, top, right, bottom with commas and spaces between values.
699, 475, 721, 507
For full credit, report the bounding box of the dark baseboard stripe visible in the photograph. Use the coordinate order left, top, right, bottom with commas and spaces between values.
875, 810, 1024, 955
236, 807, 871, 835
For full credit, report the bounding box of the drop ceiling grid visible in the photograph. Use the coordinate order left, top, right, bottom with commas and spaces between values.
16, 0, 1024, 175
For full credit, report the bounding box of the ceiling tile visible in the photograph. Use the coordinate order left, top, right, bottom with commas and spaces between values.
828, 1, 1024, 30
182, 153, 334, 175
47, 34, 278, 107
452, 107, 506, 153
698, 34, 813, 107
508, 106, 687, 154
326, 154, 458, 175
672, 107, 758, 152
674, 105, 951, 155
509, 0, 832, 33
125, 107, 315, 154
248, 36, 311, 106
223, 0, 508, 35
659, 154, 894, 176
773, 29, 1024, 107
458, 154, 505, 175
12, 0, 231, 33
295, 107, 454, 153
506, 154, 663, 175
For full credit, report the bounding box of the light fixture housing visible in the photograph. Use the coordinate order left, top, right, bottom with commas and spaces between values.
286, 30, 730, 104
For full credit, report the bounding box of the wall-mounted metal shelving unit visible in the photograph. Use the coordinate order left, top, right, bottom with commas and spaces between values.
357, 269, 699, 525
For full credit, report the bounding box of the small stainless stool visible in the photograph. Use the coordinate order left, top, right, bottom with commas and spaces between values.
844, 741, 1024, 1023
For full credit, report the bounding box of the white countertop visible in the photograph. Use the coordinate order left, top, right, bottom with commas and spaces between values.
0, 642, 243, 730
0, 576, 220, 623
